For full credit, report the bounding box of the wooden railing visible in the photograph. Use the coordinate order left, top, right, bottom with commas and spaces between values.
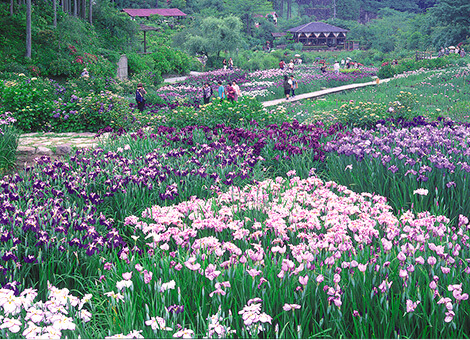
415, 51, 433, 61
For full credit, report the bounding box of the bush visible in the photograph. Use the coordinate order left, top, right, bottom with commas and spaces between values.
0, 112, 19, 174
377, 64, 396, 79
78, 91, 134, 132
150, 96, 291, 129
0, 76, 57, 132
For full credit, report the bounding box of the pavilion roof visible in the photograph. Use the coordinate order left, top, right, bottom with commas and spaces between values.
122, 8, 187, 18
139, 24, 159, 31
287, 22, 348, 34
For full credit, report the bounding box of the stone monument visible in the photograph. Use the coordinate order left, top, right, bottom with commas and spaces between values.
117, 54, 128, 81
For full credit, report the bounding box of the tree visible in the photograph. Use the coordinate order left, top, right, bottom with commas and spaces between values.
25, 0, 31, 58
224, 0, 273, 36
184, 16, 242, 57
430, 0, 470, 45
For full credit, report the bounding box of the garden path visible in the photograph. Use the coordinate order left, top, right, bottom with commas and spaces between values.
163, 71, 203, 83
14, 76, 392, 169
262, 78, 392, 107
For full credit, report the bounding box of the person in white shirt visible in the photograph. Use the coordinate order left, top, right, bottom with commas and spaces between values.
333, 61, 340, 74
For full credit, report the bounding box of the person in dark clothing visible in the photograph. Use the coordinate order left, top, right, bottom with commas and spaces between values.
202, 83, 213, 104
135, 83, 147, 112
283, 75, 291, 100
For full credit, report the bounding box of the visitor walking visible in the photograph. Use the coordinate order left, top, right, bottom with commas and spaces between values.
228, 58, 234, 70
226, 82, 235, 102
232, 81, 241, 101
290, 74, 297, 98
333, 61, 340, 74
217, 81, 225, 100
135, 83, 147, 113
223, 59, 227, 70
202, 82, 213, 104
283, 75, 291, 100
279, 60, 285, 70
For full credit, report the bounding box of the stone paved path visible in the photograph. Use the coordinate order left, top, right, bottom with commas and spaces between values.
163, 71, 203, 84
17, 132, 109, 160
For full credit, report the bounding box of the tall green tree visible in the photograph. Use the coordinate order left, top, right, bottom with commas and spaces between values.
184, 15, 242, 57
224, 0, 273, 36
430, 0, 470, 45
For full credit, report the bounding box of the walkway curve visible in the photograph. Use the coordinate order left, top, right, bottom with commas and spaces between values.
262, 78, 391, 107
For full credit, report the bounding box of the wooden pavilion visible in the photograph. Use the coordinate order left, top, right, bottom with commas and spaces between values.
139, 24, 159, 53
286, 22, 348, 49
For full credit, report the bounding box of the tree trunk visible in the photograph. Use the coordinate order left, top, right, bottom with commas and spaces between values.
279, 0, 284, 18
53, 0, 57, 27
82, 0, 86, 19
89, 0, 92, 24
25, 0, 31, 58
287, 0, 291, 19
74, 0, 77, 16
245, 13, 251, 36
10, 0, 13, 16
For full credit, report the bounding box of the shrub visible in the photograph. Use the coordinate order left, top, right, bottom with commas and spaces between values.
0, 76, 57, 132
377, 64, 396, 79
0, 112, 18, 174
147, 96, 291, 129
79, 91, 133, 132
335, 100, 387, 128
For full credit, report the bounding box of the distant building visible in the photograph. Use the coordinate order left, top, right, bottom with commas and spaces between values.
122, 8, 187, 19
286, 22, 348, 48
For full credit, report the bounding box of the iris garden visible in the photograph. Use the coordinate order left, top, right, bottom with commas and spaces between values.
0, 58, 470, 338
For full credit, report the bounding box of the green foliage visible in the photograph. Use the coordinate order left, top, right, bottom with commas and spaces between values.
224, 0, 273, 36
78, 92, 134, 132
127, 52, 154, 76
236, 51, 279, 70
184, 16, 242, 58
0, 76, 56, 132
377, 64, 395, 79
387, 91, 419, 120
430, 0, 470, 46
335, 100, 387, 128
0, 113, 19, 174
144, 97, 291, 129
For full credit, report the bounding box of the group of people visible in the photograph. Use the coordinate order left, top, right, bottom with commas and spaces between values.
279, 59, 298, 71
202, 81, 242, 104
222, 58, 234, 70
438, 46, 466, 58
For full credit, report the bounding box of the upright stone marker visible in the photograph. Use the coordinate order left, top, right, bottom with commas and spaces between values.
117, 55, 128, 81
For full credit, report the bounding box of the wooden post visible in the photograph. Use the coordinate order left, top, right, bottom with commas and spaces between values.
144, 31, 147, 53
